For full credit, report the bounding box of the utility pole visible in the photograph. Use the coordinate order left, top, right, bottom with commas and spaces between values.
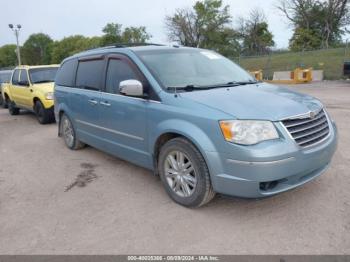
8, 24, 22, 66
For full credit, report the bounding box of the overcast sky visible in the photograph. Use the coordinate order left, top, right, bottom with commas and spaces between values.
1, 0, 293, 48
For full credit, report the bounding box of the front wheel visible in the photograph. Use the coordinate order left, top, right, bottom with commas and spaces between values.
34, 100, 54, 124
158, 137, 215, 207
60, 114, 85, 150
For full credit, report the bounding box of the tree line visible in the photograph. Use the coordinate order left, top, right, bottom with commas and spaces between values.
0, 0, 349, 68
0, 23, 151, 68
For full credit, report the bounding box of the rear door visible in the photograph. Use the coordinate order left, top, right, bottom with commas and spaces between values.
70, 56, 105, 146
99, 54, 151, 168
11, 69, 32, 108
10, 69, 21, 103
18, 70, 32, 108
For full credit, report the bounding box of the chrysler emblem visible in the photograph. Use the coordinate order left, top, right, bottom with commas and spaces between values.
309, 111, 316, 119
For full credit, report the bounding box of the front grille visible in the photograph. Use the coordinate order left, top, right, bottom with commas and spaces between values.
282, 109, 330, 147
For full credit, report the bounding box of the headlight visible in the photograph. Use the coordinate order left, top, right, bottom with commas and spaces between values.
219, 120, 279, 145
45, 92, 54, 100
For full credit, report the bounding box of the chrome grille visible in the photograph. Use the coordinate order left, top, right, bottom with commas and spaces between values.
282, 109, 330, 147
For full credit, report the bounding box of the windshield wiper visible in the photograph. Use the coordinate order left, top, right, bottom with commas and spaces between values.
167, 80, 258, 92
167, 85, 210, 92
226, 80, 258, 86
33, 80, 53, 84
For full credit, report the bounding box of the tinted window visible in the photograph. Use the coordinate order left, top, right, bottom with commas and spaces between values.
76, 59, 104, 91
12, 70, 20, 85
29, 67, 58, 84
55, 59, 77, 87
20, 70, 28, 84
105, 59, 139, 94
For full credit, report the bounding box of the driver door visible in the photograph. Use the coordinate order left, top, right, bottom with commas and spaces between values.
99, 55, 151, 168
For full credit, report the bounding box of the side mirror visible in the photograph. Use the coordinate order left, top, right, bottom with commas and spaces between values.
119, 80, 143, 97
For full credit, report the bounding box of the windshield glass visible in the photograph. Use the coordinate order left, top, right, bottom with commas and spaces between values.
135, 49, 255, 89
29, 67, 59, 84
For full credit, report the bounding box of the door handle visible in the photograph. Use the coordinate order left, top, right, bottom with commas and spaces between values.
88, 99, 98, 105
100, 101, 111, 107
30, 89, 33, 92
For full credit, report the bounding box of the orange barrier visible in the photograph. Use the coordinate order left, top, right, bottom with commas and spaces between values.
266, 68, 313, 84
249, 70, 263, 81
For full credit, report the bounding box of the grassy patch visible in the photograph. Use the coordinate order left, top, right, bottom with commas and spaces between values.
233, 48, 348, 80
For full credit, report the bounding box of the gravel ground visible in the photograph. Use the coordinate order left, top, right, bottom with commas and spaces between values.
0, 81, 349, 255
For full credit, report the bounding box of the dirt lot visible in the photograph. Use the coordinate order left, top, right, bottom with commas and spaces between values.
0, 81, 349, 255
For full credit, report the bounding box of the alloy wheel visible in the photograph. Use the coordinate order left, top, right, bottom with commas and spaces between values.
62, 117, 74, 147
164, 150, 197, 197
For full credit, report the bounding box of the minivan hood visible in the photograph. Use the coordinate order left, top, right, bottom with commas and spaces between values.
180, 83, 323, 121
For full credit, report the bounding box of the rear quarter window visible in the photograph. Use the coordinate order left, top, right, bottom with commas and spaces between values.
55, 59, 78, 87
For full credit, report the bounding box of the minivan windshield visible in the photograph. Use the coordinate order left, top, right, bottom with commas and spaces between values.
135, 48, 256, 90
29, 67, 59, 84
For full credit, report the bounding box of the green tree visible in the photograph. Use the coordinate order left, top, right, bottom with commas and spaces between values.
289, 28, 322, 51
238, 9, 275, 55
50, 35, 102, 64
278, 0, 349, 49
122, 26, 151, 43
165, 0, 240, 56
100, 23, 151, 46
0, 45, 17, 68
22, 33, 53, 65
100, 23, 123, 46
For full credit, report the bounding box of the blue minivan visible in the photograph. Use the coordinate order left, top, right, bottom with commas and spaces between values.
54, 44, 337, 207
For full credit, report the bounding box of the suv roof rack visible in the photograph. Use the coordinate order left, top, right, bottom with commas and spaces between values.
114, 43, 166, 48
82, 43, 167, 54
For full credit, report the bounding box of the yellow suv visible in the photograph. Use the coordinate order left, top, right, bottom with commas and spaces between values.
2, 65, 59, 124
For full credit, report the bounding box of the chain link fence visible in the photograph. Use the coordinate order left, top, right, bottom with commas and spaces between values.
232, 47, 350, 80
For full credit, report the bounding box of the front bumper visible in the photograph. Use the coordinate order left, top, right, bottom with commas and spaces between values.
206, 121, 338, 198
42, 99, 54, 110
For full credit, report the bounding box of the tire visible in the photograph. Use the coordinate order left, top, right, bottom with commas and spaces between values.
60, 114, 85, 150
2, 96, 8, 108
34, 100, 54, 124
8, 100, 19, 115
0, 94, 3, 107
158, 137, 215, 207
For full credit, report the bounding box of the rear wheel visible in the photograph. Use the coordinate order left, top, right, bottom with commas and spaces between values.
34, 100, 54, 124
158, 137, 215, 207
0, 95, 3, 107
8, 100, 19, 115
60, 114, 85, 150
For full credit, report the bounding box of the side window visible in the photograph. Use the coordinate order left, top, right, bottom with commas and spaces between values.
19, 70, 28, 84
12, 70, 20, 85
55, 59, 78, 87
105, 58, 139, 94
76, 59, 104, 91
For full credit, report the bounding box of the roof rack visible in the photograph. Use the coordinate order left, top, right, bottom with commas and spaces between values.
114, 43, 166, 48
82, 43, 167, 54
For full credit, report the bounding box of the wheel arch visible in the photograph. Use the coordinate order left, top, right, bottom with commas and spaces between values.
151, 120, 217, 174
57, 109, 66, 137
33, 97, 41, 108
4, 92, 10, 100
